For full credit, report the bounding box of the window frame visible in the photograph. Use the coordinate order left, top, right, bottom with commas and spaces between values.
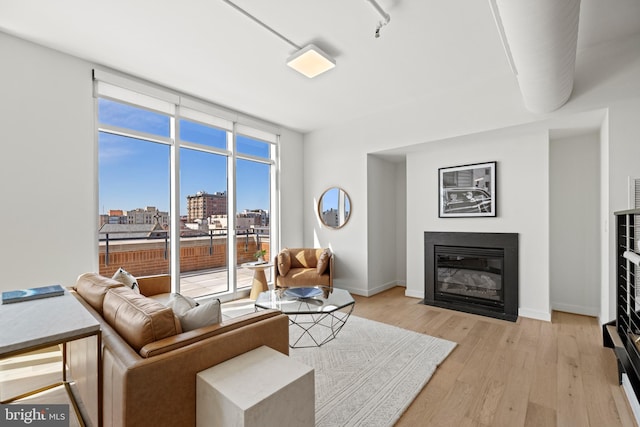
94, 70, 280, 301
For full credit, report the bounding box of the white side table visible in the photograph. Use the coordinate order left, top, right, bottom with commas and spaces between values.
242, 262, 274, 299
196, 345, 314, 427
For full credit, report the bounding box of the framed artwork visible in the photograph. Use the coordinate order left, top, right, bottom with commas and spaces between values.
439, 161, 496, 218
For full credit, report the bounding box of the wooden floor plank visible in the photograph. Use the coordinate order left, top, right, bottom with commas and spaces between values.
7, 287, 637, 427
524, 402, 556, 427
612, 384, 639, 427
352, 287, 638, 427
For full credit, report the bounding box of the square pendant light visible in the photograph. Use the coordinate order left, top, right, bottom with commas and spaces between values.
286, 44, 336, 78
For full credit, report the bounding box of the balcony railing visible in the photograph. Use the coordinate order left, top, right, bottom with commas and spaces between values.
98, 228, 270, 298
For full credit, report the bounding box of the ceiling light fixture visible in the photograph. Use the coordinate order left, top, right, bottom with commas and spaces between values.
286, 44, 336, 79
222, 0, 336, 79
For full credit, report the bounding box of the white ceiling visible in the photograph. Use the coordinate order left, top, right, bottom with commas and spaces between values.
1, 0, 639, 133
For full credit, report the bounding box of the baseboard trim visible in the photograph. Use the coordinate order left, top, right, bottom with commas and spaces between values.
404, 289, 423, 299
551, 303, 599, 317
518, 308, 551, 322
346, 281, 404, 297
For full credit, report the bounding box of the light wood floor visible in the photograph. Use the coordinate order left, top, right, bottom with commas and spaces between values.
3, 287, 636, 427
0, 347, 83, 427
352, 286, 637, 427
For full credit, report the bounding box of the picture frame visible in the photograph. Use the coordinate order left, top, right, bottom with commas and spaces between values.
438, 161, 496, 218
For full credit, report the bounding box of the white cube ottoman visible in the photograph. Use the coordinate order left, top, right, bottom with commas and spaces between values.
196, 345, 314, 427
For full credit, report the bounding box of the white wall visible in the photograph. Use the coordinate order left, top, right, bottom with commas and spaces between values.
607, 98, 640, 320
407, 130, 550, 319
549, 132, 600, 316
303, 33, 640, 322
278, 127, 305, 249
0, 31, 305, 291
395, 161, 407, 286
303, 123, 369, 293
366, 154, 400, 295
0, 33, 96, 290
600, 112, 611, 324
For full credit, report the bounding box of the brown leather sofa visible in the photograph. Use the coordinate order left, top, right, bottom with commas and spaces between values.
274, 248, 333, 288
67, 272, 289, 427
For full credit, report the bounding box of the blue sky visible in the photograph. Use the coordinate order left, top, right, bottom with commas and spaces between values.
98, 99, 270, 216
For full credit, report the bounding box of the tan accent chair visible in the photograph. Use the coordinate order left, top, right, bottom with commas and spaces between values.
274, 248, 333, 289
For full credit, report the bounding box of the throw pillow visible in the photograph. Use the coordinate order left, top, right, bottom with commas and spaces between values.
165, 293, 196, 314
168, 295, 221, 332
149, 292, 199, 308
112, 267, 140, 294
278, 249, 291, 276
317, 249, 331, 275
179, 299, 222, 332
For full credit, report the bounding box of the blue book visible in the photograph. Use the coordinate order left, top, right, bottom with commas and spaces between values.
2, 284, 65, 304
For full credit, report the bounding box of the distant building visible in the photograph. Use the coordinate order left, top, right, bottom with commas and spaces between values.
186, 191, 227, 222
100, 207, 168, 228
209, 214, 228, 231
238, 209, 269, 228
321, 208, 339, 228
184, 209, 269, 235
126, 206, 168, 225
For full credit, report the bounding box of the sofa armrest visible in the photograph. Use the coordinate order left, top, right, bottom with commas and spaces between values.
137, 274, 171, 296
111, 311, 289, 426
139, 309, 288, 357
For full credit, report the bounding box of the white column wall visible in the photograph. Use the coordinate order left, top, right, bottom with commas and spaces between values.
549, 133, 600, 316
0, 33, 96, 289
366, 154, 400, 296
303, 126, 369, 292
395, 161, 407, 287
278, 127, 305, 249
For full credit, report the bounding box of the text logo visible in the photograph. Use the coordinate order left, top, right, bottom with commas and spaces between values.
0, 404, 69, 426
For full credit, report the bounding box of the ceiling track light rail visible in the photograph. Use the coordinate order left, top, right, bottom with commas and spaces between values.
221, 0, 336, 78
365, 0, 391, 38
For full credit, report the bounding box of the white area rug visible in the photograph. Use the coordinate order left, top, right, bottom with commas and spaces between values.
289, 315, 456, 427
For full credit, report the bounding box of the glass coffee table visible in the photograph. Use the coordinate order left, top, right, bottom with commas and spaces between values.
255, 287, 355, 348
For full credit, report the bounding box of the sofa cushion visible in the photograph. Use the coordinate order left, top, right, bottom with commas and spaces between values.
148, 292, 198, 308
75, 272, 125, 315
170, 297, 222, 332
317, 249, 331, 275
112, 267, 140, 294
103, 287, 179, 352
290, 249, 321, 269
277, 249, 291, 276
276, 268, 331, 287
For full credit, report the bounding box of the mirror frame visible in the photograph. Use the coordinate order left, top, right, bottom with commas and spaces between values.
317, 187, 352, 230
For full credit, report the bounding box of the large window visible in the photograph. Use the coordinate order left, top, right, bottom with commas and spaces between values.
98, 101, 172, 280
95, 71, 278, 300
236, 135, 273, 288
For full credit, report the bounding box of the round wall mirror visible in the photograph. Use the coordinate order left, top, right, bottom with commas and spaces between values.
318, 187, 351, 229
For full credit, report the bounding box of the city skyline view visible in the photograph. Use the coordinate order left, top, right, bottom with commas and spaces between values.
98, 98, 271, 217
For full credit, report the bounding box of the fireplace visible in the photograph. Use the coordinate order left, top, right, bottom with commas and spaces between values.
424, 232, 518, 321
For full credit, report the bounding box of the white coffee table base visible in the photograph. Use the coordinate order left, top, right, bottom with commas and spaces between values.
196, 345, 314, 427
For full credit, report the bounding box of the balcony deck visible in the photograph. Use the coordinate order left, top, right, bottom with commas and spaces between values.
179, 265, 273, 300
99, 232, 272, 300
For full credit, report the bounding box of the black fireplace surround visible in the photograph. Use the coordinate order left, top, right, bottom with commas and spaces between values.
424, 232, 518, 322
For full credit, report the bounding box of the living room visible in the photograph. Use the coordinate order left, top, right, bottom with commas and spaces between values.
1, 0, 640, 426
